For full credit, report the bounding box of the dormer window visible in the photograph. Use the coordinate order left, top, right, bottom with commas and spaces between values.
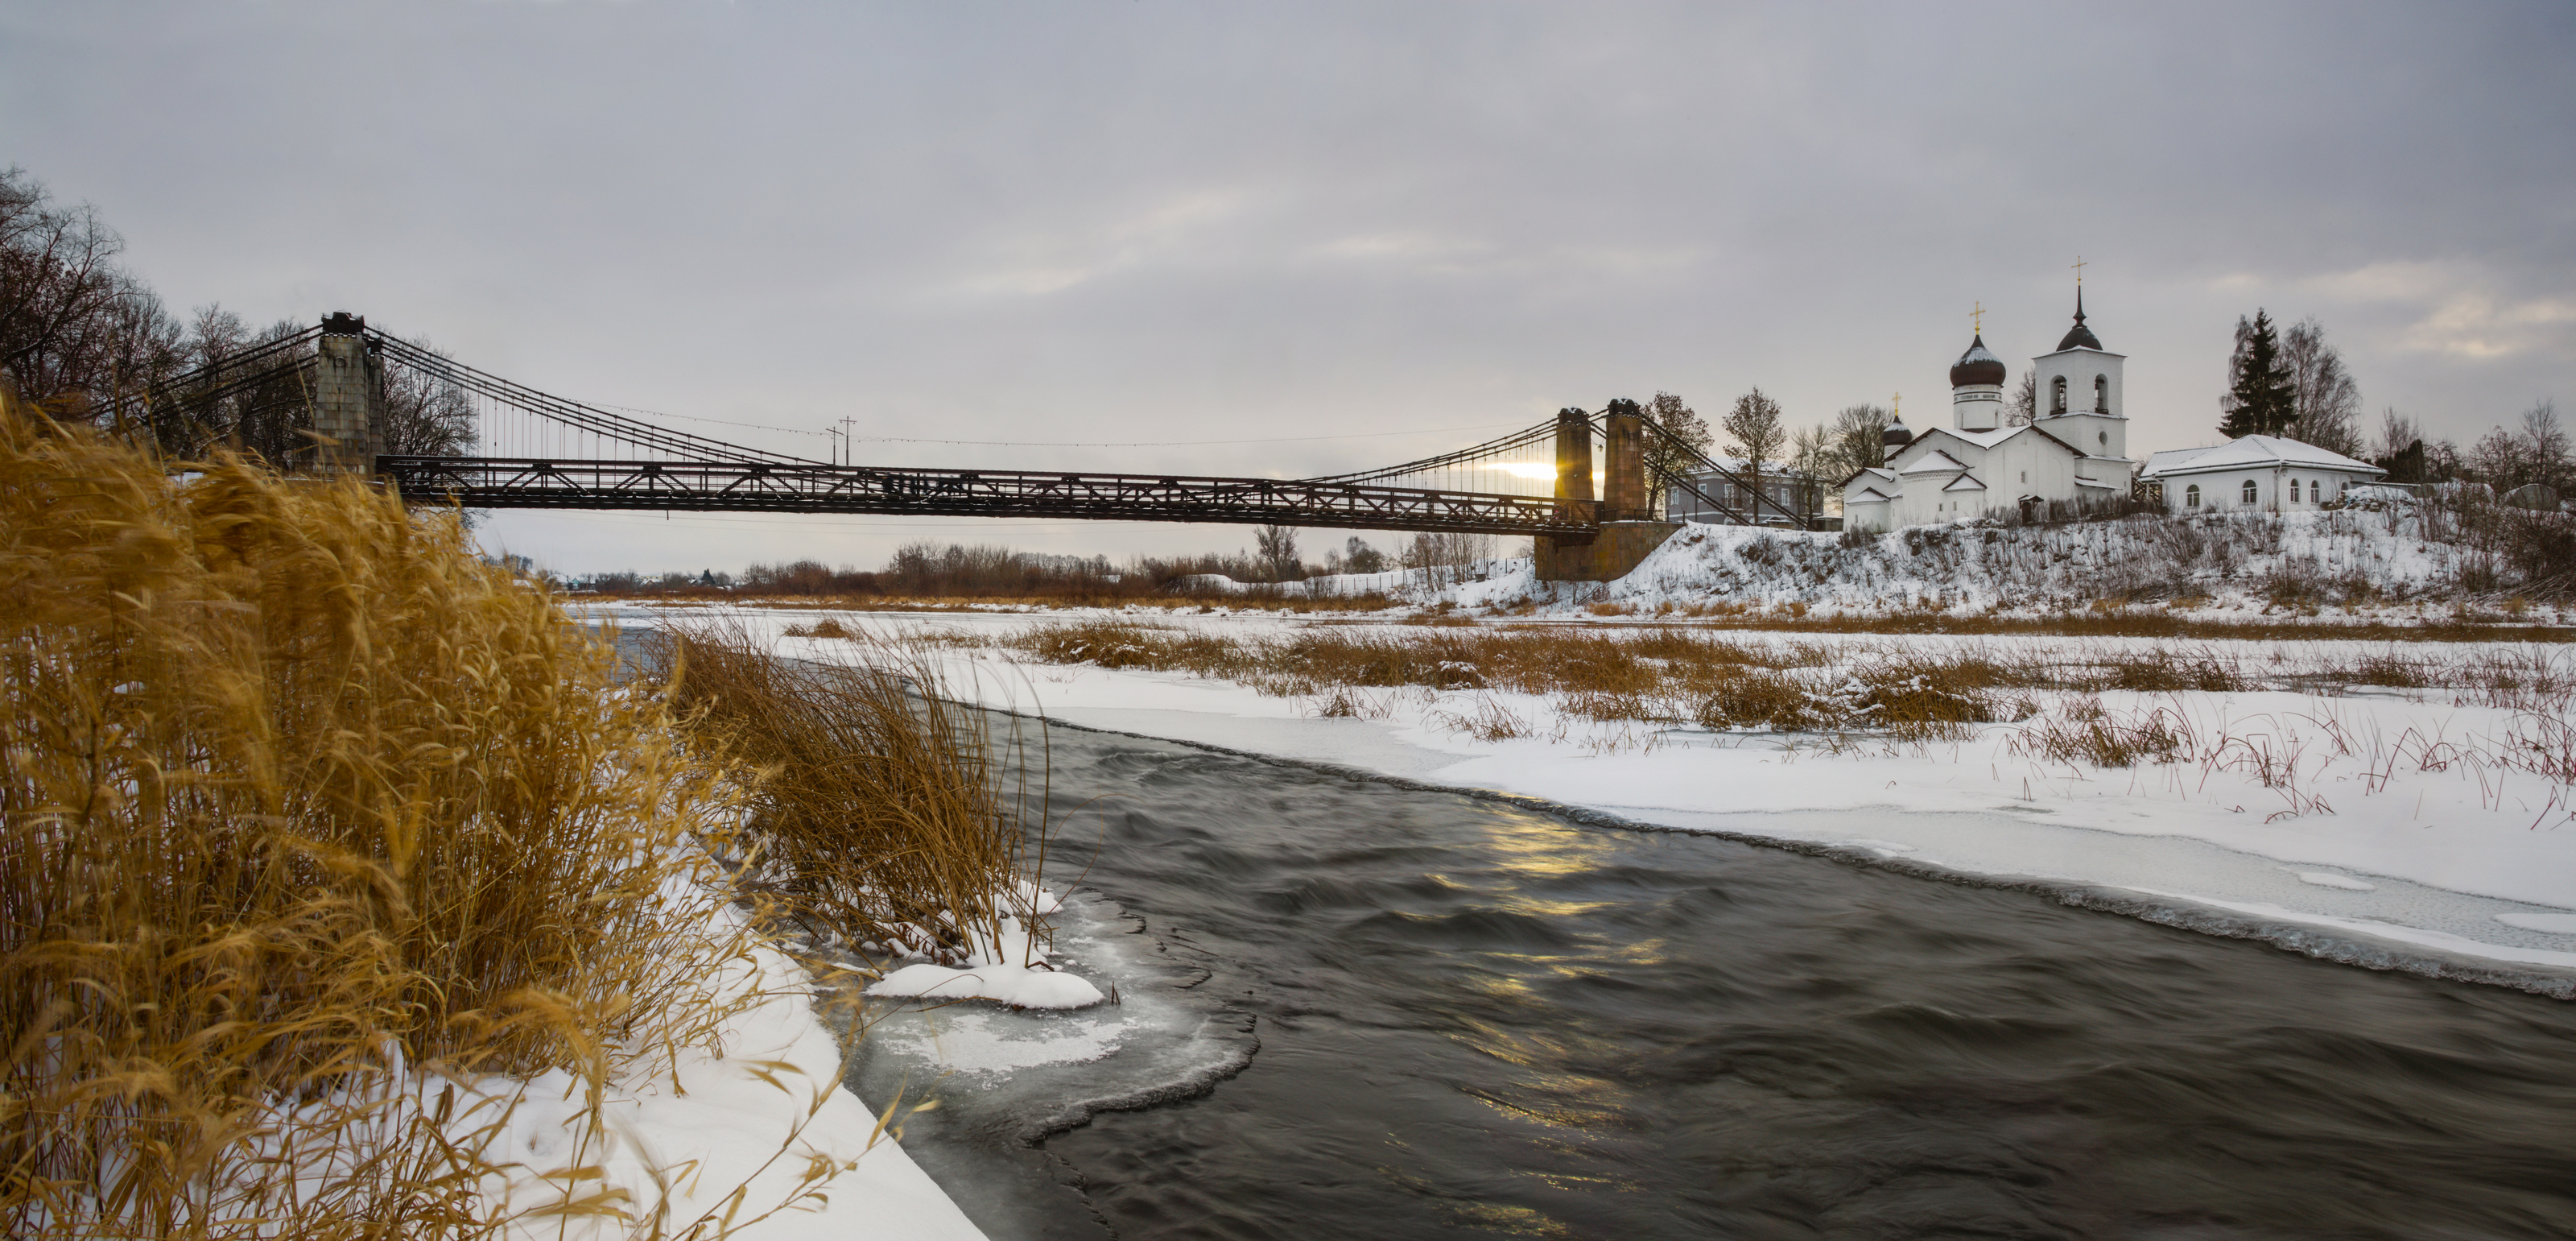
2050, 375, 2067, 414
2093, 374, 2107, 412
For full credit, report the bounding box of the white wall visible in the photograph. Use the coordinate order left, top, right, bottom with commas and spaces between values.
2034, 410, 2128, 462
2163, 466, 2377, 513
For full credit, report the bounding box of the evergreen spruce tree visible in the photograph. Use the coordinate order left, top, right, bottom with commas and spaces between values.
2219, 308, 2297, 438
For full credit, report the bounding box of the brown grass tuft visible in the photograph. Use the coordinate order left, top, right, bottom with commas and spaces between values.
646, 623, 1051, 973
0, 401, 749, 1235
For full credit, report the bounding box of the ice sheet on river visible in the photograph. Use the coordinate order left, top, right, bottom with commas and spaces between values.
827, 892, 1256, 1241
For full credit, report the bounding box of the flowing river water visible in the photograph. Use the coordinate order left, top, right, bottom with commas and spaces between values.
834, 714, 2576, 1241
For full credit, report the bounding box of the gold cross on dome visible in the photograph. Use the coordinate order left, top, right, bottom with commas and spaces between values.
2071, 255, 2087, 285
1892, 392, 1901, 419
1971, 301, 1985, 334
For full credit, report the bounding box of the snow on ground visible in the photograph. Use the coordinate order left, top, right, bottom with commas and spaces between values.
455, 879, 990, 1239
1301, 511, 2575, 626
604, 601, 2576, 999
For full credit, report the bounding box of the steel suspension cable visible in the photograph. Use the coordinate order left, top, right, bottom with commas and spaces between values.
1301, 418, 1560, 486
369, 332, 823, 465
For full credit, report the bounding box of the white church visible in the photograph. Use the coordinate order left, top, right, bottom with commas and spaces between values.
1843, 292, 2141, 532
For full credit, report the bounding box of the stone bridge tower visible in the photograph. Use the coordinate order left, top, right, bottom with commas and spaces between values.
1534, 399, 1682, 582
311, 312, 384, 474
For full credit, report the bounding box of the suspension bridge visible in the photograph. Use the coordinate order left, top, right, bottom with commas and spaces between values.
101, 313, 1818, 580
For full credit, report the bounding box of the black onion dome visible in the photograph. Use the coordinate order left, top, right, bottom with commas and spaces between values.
1949, 334, 2007, 387
2056, 288, 2103, 351
1882, 416, 1913, 449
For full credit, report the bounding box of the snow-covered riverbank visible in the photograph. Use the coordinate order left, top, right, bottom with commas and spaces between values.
468, 898, 989, 1240
610, 603, 2576, 998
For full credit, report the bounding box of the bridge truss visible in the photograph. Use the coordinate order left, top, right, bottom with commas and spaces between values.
377, 457, 1591, 536
102, 316, 1816, 535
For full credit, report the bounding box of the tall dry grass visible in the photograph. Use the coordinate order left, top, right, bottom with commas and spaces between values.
645, 623, 1051, 974
0, 399, 749, 1237
981, 617, 2574, 745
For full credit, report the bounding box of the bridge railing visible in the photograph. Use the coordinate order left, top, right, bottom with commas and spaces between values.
379, 456, 1599, 536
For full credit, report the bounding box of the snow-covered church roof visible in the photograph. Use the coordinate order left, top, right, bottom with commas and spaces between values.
1898, 449, 1972, 476
2140, 435, 2385, 480
1949, 335, 2007, 387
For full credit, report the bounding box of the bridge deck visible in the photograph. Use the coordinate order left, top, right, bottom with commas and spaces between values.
380, 456, 1597, 537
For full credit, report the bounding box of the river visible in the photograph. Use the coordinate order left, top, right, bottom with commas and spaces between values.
833, 713, 2576, 1240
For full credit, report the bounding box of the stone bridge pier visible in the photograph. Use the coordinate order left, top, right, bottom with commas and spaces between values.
1534, 399, 1680, 582
311, 312, 384, 474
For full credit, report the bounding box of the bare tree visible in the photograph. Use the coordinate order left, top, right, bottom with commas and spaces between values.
1254, 524, 1302, 581
1828, 402, 1892, 475
1342, 536, 1388, 574
2007, 372, 2037, 426
2374, 407, 2421, 463
2522, 399, 2569, 492
2281, 316, 2363, 456
1720, 387, 1787, 522
0, 167, 183, 420
1789, 424, 1839, 517
2471, 425, 2527, 488
379, 336, 477, 456
1401, 531, 1496, 590
1638, 391, 1715, 516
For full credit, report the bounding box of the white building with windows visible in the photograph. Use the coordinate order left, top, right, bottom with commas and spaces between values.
1666, 457, 1828, 526
1843, 292, 2140, 532
2138, 436, 2384, 513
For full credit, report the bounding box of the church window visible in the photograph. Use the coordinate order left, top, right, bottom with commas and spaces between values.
2186, 484, 2201, 508
2241, 479, 2259, 505
2099, 432, 2108, 445
2094, 374, 2107, 412
2020, 470, 2027, 483
2050, 375, 2067, 414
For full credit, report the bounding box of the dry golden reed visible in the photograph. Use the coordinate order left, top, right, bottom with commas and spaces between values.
0, 400, 748, 1237
646, 623, 1050, 975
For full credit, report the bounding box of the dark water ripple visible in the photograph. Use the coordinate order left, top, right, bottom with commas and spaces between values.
1009, 729, 2576, 1241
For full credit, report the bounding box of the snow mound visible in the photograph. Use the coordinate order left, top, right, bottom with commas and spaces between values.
869, 962, 1104, 1009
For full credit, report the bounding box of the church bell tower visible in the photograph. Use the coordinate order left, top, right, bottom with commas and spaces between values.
2030, 283, 2128, 461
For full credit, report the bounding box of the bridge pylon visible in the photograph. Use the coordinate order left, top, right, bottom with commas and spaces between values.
312, 312, 384, 474
1534, 399, 1681, 583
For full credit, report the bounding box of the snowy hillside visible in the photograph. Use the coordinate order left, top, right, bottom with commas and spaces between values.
1308, 510, 2570, 619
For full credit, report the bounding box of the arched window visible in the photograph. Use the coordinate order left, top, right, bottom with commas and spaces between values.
2050, 375, 2067, 414
2289, 478, 2300, 504
2186, 484, 2201, 508
2094, 374, 2108, 412
2310, 479, 2321, 503
2241, 479, 2259, 506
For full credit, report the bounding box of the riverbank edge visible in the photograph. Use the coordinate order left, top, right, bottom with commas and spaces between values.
1009, 709, 2576, 1002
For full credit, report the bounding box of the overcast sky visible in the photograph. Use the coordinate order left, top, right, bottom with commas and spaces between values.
6, 2, 2570, 574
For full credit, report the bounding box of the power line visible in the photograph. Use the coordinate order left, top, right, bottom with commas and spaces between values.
585, 408, 1534, 449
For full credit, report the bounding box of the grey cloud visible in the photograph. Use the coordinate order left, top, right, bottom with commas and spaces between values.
2, 1, 2566, 573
